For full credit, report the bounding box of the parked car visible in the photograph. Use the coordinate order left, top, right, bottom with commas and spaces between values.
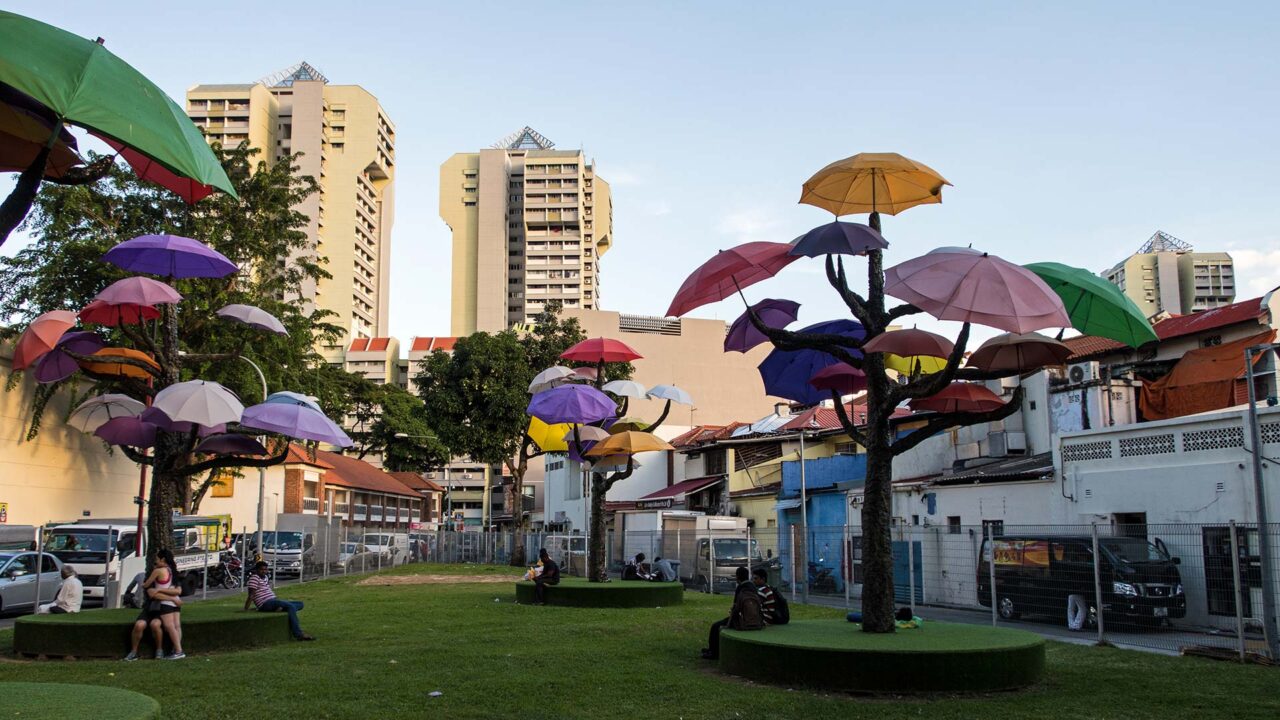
0, 551, 63, 615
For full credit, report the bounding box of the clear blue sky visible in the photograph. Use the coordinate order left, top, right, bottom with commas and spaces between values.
4, 1, 1279, 343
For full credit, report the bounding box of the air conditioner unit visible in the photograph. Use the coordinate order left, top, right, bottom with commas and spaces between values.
425, 472, 437, 479
1068, 361, 1101, 384
956, 442, 981, 461
986, 431, 1027, 458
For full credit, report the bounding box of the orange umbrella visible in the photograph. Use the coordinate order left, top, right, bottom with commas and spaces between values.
11, 310, 76, 370
79, 299, 161, 327
586, 430, 674, 456
800, 152, 951, 216
78, 347, 159, 379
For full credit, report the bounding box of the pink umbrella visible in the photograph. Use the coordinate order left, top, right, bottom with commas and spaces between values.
884, 247, 1069, 333
33, 331, 105, 383
909, 383, 1007, 414
666, 242, 800, 318
862, 328, 954, 358
95, 277, 182, 306
11, 310, 77, 370
808, 363, 867, 396
966, 332, 1073, 373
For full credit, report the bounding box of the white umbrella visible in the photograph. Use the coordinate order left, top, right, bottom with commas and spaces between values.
265, 391, 322, 412
152, 380, 244, 427
68, 394, 146, 433
529, 366, 577, 394
571, 366, 598, 381
647, 384, 693, 406
563, 425, 611, 443
215, 303, 288, 335
602, 380, 647, 398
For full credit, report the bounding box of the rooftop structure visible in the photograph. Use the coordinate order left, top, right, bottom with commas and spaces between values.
1102, 231, 1234, 317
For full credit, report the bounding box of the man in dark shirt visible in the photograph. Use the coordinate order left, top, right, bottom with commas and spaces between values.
701, 566, 753, 660
533, 548, 560, 605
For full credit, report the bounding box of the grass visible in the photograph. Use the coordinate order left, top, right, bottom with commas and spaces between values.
2, 682, 159, 720
0, 563, 1275, 719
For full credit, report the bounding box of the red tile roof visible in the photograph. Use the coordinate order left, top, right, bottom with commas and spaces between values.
348, 338, 369, 352
781, 402, 868, 432
368, 337, 390, 352
710, 422, 749, 440
1064, 296, 1268, 361
387, 471, 444, 493
639, 475, 724, 500
284, 445, 335, 469
670, 425, 725, 448
288, 445, 421, 498
410, 336, 459, 353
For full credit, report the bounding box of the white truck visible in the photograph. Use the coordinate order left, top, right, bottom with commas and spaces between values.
254, 514, 342, 577
660, 514, 763, 593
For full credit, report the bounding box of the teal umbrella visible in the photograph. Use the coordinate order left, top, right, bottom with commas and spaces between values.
1024, 262, 1157, 347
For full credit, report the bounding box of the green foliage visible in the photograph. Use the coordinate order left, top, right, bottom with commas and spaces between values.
346, 378, 448, 471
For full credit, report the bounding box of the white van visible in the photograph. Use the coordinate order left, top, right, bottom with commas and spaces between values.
360, 533, 410, 565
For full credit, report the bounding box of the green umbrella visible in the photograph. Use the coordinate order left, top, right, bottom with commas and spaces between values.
1024, 261, 1158, 347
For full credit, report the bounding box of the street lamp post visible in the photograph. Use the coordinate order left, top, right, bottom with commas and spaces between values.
239, 356, 269, 560
1244, 343, 1279, 659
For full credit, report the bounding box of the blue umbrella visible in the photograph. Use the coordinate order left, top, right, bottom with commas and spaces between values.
757, 319, 865, 405
527, 384, 617, 425
264, 391, 323, 412
789, 221, 888, 258
725, 298, 801, 353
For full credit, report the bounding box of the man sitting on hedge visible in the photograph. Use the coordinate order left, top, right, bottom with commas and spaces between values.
245, 561, 314, 641
533, 548, 560, 605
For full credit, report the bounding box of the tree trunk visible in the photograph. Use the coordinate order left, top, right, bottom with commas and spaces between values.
509, 453, 528, 567
0, 139, 53, 247
859, 236, 897, 633
587, 472, 609, 582
144, 302, 184, 555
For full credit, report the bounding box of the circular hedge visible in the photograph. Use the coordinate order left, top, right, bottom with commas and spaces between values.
719, 619, 1045, 693
14, 605, 292, 659
514, 578, 684, 607
1, 682, 159, 719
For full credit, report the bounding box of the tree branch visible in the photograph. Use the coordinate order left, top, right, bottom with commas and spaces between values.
829, 390, 868, 447
119, 445, 155, 466
826, 255, 870, 326
118, 324, 162, 360
890, 386, 1025, 456
647, 399, 671, 434
174, 446, 290, 478
886, 303, 923, 323
45, 156, 115, 186
889, 322, 971, 404
746, 310, 863, 368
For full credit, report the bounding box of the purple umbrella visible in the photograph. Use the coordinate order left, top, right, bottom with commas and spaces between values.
725, 299, 801, 353
809, 363, 868, 396
33, 331, 105, 383
240, 402, 353, 447
102, 234, 238, 279
95, 277, 183, 306
757, 320, 865, 405
789, 221, 888, 258
94, 416, 158, 448
526, 384, 617, 425
195, 433, 269, 456
139, 406, 226, 435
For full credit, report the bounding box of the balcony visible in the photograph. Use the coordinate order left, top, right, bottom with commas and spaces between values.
302, 498, 320, 512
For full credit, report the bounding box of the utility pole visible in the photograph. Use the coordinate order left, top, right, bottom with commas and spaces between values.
1244, 343, 1279, 659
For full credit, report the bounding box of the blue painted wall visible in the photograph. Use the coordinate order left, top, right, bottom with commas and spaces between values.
780, 454, 866, 496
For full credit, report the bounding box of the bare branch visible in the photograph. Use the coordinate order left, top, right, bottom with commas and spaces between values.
647, 399, 671, 434
886, 303, 923, 323
175, 446, 290, 478
118, 324, 162, 360
829, 390, 868, 447
746, 310, 863, 368
889, 322, 971, 404
890, 386, 1025, 456
119, 445, 154, 466
825, 255, 870, 325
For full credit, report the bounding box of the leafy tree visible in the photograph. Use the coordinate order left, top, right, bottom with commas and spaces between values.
346, 377, 449, 471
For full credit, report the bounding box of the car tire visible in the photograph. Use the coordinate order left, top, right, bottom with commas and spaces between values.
998, 596, 1020, 620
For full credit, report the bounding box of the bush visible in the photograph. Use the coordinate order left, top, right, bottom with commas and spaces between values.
514, 578, 685, 608
14, 605, 291, 659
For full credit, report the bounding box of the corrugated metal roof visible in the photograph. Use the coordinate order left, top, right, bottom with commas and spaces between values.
639, 475, 724, 500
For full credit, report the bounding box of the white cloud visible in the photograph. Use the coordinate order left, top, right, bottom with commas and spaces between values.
717, 207, 785, 244
1225, 243, 1280, 298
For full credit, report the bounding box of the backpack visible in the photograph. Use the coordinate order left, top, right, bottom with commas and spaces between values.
731, 585, 766, 631
772, 590, 790, 625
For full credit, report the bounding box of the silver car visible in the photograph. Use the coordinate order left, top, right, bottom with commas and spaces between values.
0, 552, 63, 614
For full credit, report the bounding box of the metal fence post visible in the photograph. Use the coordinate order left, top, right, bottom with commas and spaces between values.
1090, 523, 1106, 643
907, 525, 917, 613
843, 522, 851, 610
202, 544, 209, 600
241, 526, 248, 588
986, 523, 998, 628
1229, 520, 1247, 661
790, 524, 798, 603
33, 525, 44, 611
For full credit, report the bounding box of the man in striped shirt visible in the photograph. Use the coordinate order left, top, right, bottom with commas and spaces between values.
752, 567, 781, 624
245, 561, 314, 641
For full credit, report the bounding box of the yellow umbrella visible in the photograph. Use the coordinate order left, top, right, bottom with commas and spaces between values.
608, 417, 650, 434
884, 353, 947, 376
586, 431, 674, 457
800, 152, 951, 216
526, 417, 572, 453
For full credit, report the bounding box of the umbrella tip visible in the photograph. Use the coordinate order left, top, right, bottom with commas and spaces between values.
95, 37, 105, 45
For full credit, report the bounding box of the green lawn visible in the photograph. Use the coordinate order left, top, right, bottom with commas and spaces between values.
1, 563, 1277, 719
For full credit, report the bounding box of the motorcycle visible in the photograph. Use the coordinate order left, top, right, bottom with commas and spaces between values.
205, 552, 243, 590
808, 561, 837, 594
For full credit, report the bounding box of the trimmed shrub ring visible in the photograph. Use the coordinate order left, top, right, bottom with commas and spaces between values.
514, 578, 684, 608
719, 619, 1045, 694
1, 682, 160, 720
14, 605, 293, 659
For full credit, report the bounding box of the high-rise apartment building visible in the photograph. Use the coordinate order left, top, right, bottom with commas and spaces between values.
186, 62, 395, 360
441, 127, 612, 336
1103, 231, 1235, 317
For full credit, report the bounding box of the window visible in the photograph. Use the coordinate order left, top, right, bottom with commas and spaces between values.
982, 519, 1004, 538
947, 516, 962, 535
332, 143, 344, 153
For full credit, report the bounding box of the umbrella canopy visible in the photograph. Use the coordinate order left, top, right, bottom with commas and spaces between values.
666, 242, 800, 318
646, 384, 694, 406
884, 354, 948, 376
800, 152, 952, 216
966, 332, 1073, 373
79, 299, 160, 327
884, 247, 1070, 333
95, 277, 182, 306
863, 328, 954, 358
138, 406, 225, 435
93, 416, 157, 449
560, 337, 643, 364
1024, 261, 1158, 348
586, 431, 675, 457
608, 417, 651, 433
78, 347, 159, 380
104, 234, 237, 279
33, 331, 104, 383
563, 425, 611, 443
808, 363, 867, 396
0, 96, 83, 178
602, 380, 647, 398
527, 416, 572, 453
589, 455, 638, 472
571, 366, 598, 382
725, 298, 801, 353
68, 393, 145, 433
0, 11, 236, 198
758, 320, 866, 405
526, 384, 617, 425
529, 366, 577, 394
264, 392, 322, 412
194, 433, 268, 456
240, 402, 353, 447
97, 135, 214, 205
11, 309, 76, 370
215, 303, 288, 335
152, 380, 244, 427
789, 221, 888, 257
909, 383, 1007, 414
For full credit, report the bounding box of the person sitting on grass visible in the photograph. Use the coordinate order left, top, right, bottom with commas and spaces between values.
532, 548, 560, 605
245, 561, 315, 641
752, 567, 788, 625
701, 566, 765, 660
37, 565, 82, 615
651, 556, 676, 583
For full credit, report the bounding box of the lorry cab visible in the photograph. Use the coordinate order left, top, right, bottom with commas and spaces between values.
693, 537, 764, 594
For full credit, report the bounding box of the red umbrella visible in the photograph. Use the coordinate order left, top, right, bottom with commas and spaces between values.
666, 242, 800, 318
79, 299, 161, 326
808, 363, 867, 395
96, 135, 215, 205
560, 337, 643, 364
909, 383, 1007, 414
884, 247, 1069, 333
862, 328, 954, 358
966, 332, 1072, 373
11, 310, 76, 370
95, 276, 182, 306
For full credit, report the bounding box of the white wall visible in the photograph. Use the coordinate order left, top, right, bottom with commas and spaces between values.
195, 465, 289, 534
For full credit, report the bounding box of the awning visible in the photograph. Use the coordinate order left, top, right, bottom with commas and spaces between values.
639, 475, 724, 501
773, 498, 802, 511
934, 452, 1054, 485
1140, 330, 1276, 420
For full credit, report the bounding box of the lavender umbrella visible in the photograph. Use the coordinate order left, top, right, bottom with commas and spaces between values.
757, 320, 865, 405
725, 299, 801, 353
93, 416, 158, 448
95, 277, 183, 306
140, 406, 226, 435
240, 402, 353, 447
789, 221, 888, 258
527, 384, 617, 425
216, 304, 288, 335
195, 433, 269, 456
102, 234, 238, 279
33, 331, 105, 383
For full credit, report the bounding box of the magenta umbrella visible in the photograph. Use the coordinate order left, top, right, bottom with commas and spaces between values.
195, 433, 269, 456
909, 383, 1007, 414
666, 242, 800, 318
102, 234, 237, 279
884, 247, 1069, 333
33, 331, 104, 383
527, 384, 617, 425
139, 406, 225, 436
93, 416, 158, 448
95, 277, 182, 306
808, 363, 867, 395
725, 299, 801, 353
